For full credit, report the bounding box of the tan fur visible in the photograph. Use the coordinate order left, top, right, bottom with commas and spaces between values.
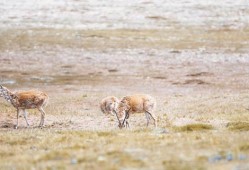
116, 94, 157, 128
0, 85, 49, 129
14, 91, 48, 109
100, 96, 119, 115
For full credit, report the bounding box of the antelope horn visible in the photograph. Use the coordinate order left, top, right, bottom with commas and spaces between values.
113, 110, 121, 125
0, 85, 2, 89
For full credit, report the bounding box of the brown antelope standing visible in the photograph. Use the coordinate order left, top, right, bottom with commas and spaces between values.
114, 94, 157, 129
0, 85, 49, 129
100, 96, 119, 116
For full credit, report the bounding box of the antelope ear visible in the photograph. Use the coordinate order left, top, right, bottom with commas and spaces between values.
126, 108, 131, 114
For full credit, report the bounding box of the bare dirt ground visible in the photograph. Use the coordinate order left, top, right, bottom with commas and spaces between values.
0, 0, 249, 170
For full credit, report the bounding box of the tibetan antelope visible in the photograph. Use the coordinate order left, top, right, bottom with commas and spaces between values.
0, 85, 49, 129
114, 94, 157, 129
100, 96, 119, 116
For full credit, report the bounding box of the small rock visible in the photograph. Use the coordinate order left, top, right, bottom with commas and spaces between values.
170, 50, 181, 53
152, 128, 168, 135
71, 158, 78, 164
97, 156, 106, 162
238, 154, 247, 161
226, 153, 233, 161
30, 146, 37, 150
208, 155, 222, 163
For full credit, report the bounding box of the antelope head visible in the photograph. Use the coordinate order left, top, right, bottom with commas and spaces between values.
114, 108, 130, 129
0, 85, 18, 104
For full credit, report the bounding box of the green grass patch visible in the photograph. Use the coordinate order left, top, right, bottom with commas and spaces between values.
97, 131, 116, 137
226, 122, 249, 131
162, 160, 205, 170
39, 150, 71, 161
173, 124, 213, 132
239, 143, 249, 151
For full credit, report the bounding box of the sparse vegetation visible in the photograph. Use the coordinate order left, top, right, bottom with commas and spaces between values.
173, 123, 213, 132
0, 129, 248, 169
226, 122, 249, 131
0, 28, 248, 52
1, 1, 249, 169
239, 143, 249, 151
162, 160, 205, 170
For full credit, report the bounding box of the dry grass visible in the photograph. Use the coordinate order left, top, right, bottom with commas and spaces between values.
162, 160, 205, 170
1, 91, 249, 169
0, 28, 249, 52
226, 122, 249, 131
173, 123, 213, 132
1, 92, 249, 169
0, 24, 249, 169
0, 129, 248, 170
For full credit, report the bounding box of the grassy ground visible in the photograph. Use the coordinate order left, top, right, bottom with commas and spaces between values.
0, 128, 249, 170
0, 28, 249, 52
1, 2, 249, 169
0, 91, 249, 170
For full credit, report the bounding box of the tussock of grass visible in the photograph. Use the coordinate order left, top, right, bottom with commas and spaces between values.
132, 128, 152, 133
68, 144, 87, 150
162, 160, 205, 170
239, 143, 249, 151
97, 131, 115, 137
173, 124, 213, 132
226, 122, 249, 131
0, 152, 14, 157
39, 150, 71, 161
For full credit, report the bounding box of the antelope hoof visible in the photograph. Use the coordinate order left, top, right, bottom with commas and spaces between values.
14, 125, 18, 129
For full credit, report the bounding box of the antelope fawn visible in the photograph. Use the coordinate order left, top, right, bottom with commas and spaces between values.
114, 94, 157, 129
0, 85, 49, 129
100, 96, 119, 116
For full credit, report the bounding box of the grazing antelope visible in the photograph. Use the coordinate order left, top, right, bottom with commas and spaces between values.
100, 96, 119, 116
0, 85, 49, 129
114, 94, 157, 129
